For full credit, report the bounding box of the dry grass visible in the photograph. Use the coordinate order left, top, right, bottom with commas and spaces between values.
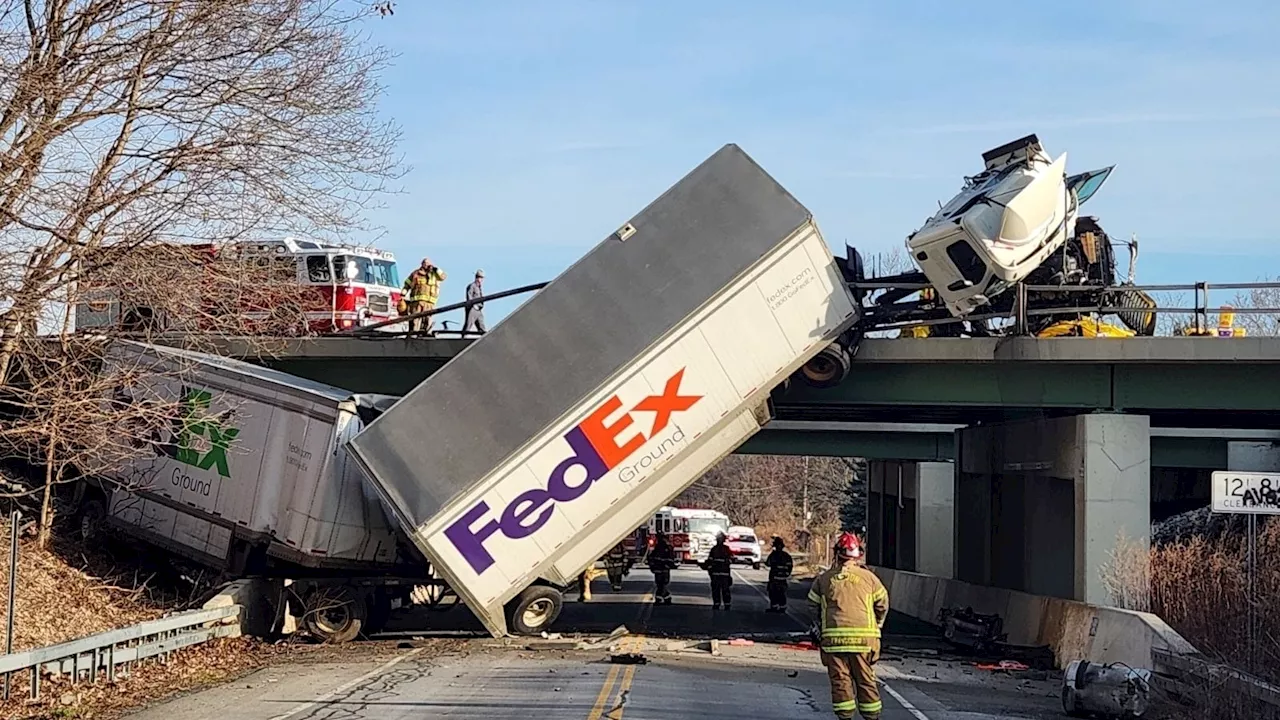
1102, 521, 1280, 718
0, 519, 170, 653
0, 516, 273, 719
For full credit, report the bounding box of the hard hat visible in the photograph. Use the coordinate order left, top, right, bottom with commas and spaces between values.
834, 531, 863, 561
421, 257, 431, 265
475, 268, 484, 277
772, 536, 785, 549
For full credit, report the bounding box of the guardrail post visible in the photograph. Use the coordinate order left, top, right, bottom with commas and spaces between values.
5, 510, 18, 701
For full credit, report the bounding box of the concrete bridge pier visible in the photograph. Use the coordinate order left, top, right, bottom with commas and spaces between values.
954, 413, 1151, 606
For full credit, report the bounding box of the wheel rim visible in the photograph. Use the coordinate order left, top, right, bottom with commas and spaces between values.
314, 604, 353, 636
522, 598, 556, 629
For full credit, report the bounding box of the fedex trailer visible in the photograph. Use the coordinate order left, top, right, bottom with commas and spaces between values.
347, 144, 860, 636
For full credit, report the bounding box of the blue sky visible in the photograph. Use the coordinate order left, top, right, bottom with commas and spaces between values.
359, 0, 1280, 325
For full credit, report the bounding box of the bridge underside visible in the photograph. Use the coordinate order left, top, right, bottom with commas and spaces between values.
191, 335, 1280, 467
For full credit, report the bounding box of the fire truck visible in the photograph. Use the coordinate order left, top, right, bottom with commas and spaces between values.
234, 238, 404, 332
625, 506, 697, 565
74, 237, 405, 334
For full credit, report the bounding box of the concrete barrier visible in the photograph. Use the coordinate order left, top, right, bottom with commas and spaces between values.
873, 567, 1199, 669
202, 578, 295, 637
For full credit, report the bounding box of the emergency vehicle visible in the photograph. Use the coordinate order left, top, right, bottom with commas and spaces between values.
233, 238, 404, 332
671, 508, 730, 563
74, 237, 405, 334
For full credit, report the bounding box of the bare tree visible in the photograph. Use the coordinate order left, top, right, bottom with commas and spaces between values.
676, 455, 856, 548
1229, 281, 1280, 337
0, 0, 402, 542
0, 0, 403, 381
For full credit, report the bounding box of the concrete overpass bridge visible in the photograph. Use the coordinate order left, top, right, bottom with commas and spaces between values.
191, 334, 1280, 608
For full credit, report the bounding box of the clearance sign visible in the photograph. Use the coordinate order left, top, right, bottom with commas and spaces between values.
444, 368, 703, 575
1212, 471, 1280, 515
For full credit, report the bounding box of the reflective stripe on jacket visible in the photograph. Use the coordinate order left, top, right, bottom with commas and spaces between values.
405, 267, 446, 302
807, 561, 888, 653
705, 544, 732, 576
767, 549, 793, 580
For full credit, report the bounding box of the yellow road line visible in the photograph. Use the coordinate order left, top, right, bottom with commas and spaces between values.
586, 583, 655, 720
586, 663, 622, 720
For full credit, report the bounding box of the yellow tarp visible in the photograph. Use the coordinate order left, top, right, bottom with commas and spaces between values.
1036, 318, 1136, 338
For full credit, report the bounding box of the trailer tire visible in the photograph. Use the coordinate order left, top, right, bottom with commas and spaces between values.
302, 585, 367, 644
506, 585, 563, 636
800, 344, 850, 389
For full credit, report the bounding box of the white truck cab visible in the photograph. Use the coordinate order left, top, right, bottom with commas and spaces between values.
907, 134, 1112, 318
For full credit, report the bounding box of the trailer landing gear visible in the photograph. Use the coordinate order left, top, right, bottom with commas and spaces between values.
505, 585, 564, 636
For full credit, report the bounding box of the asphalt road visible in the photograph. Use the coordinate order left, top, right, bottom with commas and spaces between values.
128, 567, 1067, 720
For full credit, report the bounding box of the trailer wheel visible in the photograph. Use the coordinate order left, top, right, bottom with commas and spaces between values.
76, 497, 107, 543
800, 344, 851, 389
302, 586, 367, 644
506, 585, 563, 636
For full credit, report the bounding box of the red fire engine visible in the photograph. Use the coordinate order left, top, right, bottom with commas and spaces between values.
625, 506, 695, 565
233, 238, 403, 332
74, 237, 405, 334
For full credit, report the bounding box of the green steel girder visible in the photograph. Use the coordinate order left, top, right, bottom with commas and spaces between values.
739, 429, 1231, 468
778, 362, 1280, 412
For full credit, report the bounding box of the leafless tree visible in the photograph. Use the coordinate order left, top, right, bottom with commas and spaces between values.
676, 455, 857, 549
0, 0, 402, 543
0, 0, 404, 382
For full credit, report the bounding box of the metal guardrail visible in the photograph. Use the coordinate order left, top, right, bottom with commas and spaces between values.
1152, 647, 1280, 709
0, 605, 241, 701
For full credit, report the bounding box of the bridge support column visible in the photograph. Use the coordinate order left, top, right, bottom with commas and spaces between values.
955, 413, 1150, 606
865, 460, 954, 578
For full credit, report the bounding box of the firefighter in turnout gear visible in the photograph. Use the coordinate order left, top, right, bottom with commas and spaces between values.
702, 531, 733, 609
647, 532, 678, 605
765, 536, 794, 612
605, 542, 629, 591
808, 532, 889, 720
402, 257, 446, 334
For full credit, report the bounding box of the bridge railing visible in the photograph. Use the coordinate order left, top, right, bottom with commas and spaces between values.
344, 282, 549, 337
0, 605, 241, 701
850, 280, 1280, 336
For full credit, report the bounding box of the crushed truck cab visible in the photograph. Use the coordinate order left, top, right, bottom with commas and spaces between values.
347, 144, 860, 636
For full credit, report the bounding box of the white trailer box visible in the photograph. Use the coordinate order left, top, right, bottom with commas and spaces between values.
348, 144, 859, 636
92, 341, 404, 572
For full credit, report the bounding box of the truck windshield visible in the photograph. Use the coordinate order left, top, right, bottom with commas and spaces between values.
375, 260, 399, 287
687, 518, 726, 535
333, 255, 397, 287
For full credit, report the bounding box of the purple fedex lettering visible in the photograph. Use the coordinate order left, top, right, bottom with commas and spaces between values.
444, 428, 608, 575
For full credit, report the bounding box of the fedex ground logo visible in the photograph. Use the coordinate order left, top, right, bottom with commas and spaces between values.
444, 368, 703, 575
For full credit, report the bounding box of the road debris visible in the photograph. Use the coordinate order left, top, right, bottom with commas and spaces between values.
727, 638, 755, 646
976, 660, 1031, 672
609, 653, 648, 665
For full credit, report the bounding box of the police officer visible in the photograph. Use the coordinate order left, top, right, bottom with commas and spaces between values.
765, 536, 794, 613
808, 532, 889, 720
703, 531, 733, 610
647, 532, 678, 605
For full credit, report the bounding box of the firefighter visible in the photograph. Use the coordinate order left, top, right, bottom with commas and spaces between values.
702, 531, 733, 610
605, 542, 628, 591
765, 536, 793, 613
464, 269, 486, 334
402, 257, 446, 334
647, 532, 677, 605
808, 532, 889, 720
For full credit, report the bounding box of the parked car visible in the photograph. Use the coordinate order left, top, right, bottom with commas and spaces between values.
726, 526, 762, 569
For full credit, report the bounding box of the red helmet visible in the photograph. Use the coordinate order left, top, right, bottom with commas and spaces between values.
834, 532, 863, 561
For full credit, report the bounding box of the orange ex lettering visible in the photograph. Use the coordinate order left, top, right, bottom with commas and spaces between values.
444, 368, 704, 575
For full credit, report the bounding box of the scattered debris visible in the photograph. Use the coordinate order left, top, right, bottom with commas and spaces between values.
609, 653, 648, 665
727, 638, 755, 646
540, 631, 563, 640
780, 640, 818, 651
976, 660, 1031, 672
786, 670, 799, 678
939, 607, 1007, 653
